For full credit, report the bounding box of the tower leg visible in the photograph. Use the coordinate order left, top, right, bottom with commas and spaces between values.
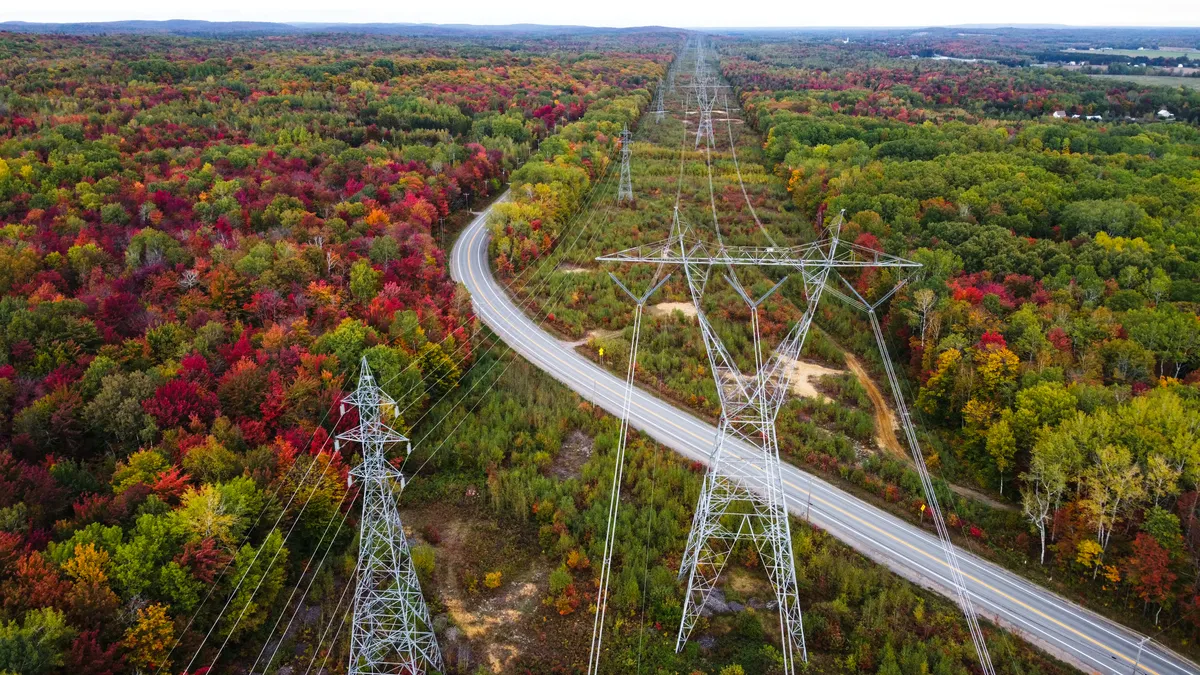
675, 474, 739, 651
757, 500, 806, 672
677, 420, 736, 649
675, 425, 807, 675
348, 480, 443, 675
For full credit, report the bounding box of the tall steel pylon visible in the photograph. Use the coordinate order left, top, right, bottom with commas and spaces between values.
338, 358, 443, 675
589, 33, 995, 675
617, 125, 634, 202
693, 44, 716, 149
654, 79, 665, 123
598, 210, 935, 675
694, 89, 714, 149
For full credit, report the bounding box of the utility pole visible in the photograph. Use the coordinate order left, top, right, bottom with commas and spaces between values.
338, 358, 442, 675
617, 125, 634, 203
1132, 636, 1150, 674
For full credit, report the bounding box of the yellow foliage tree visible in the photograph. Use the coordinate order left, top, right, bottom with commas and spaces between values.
124, 603, 175, 672
973, 344, 1019, 396
1075, 539, 1104, 576
915, 348, 962, 422
63, 542, 109, 584
63, 543, 120, 627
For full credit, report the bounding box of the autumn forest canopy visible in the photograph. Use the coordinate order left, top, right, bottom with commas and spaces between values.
0, 21, 1199, 675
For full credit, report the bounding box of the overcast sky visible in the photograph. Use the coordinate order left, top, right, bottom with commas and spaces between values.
5, 0, 1200, 28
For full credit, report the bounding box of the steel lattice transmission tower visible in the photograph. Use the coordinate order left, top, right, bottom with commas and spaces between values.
597, 209, 990, 675
617, 125, 634, 202
692, 45, 716, 149
694, 86, 714, 149
654, 79, 666, 124
337, 358, 443, 675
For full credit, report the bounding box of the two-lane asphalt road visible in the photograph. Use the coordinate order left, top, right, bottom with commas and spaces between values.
450, 191, 1198, 675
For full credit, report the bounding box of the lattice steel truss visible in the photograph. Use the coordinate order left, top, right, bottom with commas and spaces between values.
617, 125, 634, 202
693, 50, 716, 149
597, 207, 993, 675
338, 358, 443, 675
654, 78, 666, 124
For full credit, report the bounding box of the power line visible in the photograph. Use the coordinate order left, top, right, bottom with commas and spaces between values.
249, 483, 359, 673
586, 272, 671, 675
592, 36, 997, 674
246, 46, 674, 675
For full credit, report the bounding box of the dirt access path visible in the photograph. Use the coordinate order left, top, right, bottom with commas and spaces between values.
842, 352, 906, 460
841, 352, 1018, 512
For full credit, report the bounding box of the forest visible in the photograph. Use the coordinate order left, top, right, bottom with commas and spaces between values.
0, 21, 1198, 675
0, 28, 673, 673
728, 34, 1200, 646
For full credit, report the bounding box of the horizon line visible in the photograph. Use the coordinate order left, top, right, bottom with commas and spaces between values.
4, 19, 1200, 30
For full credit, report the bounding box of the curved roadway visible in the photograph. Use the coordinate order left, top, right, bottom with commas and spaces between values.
451, 191, 1197, 675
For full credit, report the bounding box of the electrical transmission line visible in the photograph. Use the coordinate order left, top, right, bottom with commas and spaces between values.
598, 47, 998, 665
586, 272, 671, 675
338, 358, 442, 674
177, 94, 631, 675
693, 49, 715, 149
654, 79, 665, 123
821, 279, 997, 675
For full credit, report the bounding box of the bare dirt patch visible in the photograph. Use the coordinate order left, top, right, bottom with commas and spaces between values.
587, 328, 620, 341
781, 357, 845, 402
559, 263, 593, 274
563, 327, 620, 348
405, 512, 552, 673
551, 429, 594, 479
838, 353, 1019, 511
649, 301, 697, 318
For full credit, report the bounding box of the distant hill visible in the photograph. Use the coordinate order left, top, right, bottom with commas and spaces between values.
3, 20, 1195, 38
0, 19, 297, 35
0, 19, 675, 36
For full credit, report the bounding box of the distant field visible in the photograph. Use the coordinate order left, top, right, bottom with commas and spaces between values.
1085, 73, 1200, 89
1064, 48, 1198, 59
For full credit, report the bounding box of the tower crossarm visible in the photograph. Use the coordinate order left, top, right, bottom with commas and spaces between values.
337, 424, 408, 447
597, 239, 918, 269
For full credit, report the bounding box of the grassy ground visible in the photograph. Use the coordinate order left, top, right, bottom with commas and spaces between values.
1085, 73, 1200, 89
1065, 48, 1199, 59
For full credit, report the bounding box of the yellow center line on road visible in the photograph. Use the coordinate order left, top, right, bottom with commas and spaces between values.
459, 216, 1157, 675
